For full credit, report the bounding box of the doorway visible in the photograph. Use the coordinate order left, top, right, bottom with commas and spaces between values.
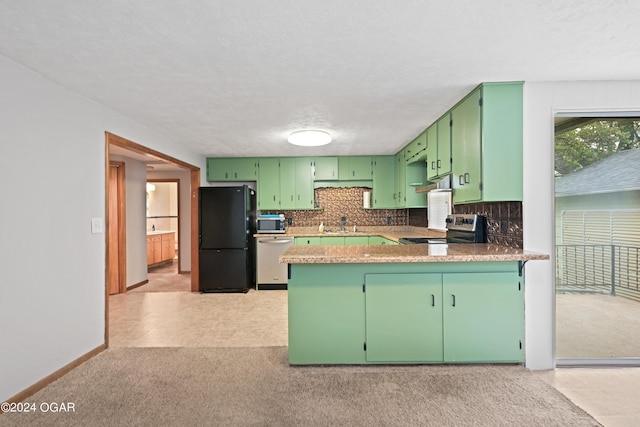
554, 116, 640, 365
105, 132, 201, 346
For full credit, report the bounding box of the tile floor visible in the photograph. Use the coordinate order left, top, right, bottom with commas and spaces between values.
109, 282, 640, 427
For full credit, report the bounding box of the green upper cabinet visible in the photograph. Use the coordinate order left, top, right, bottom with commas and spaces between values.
425, 124, 438, 180
259, 157, 315, 210
405, 130, 427, 163
339, 156, 372, 180
279, 158, 297, 210
394, 151, 406, 207
371, 156, 396, 208
435, 114, 452, 179
312, 157, 339, 180
257, 158, 281, 210
451, 88, 482, 203
206, 157, 258, 181
451, 82, 523, 204
295, 157, 314, 209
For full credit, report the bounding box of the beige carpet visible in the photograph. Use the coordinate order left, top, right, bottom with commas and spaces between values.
0, 347, 600, 427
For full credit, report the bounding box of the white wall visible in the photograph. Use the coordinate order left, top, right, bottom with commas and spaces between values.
0, 54, 204, 401
522, 80, 640, 369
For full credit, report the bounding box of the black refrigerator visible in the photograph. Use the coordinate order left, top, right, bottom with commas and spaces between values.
199, 185, 256, 293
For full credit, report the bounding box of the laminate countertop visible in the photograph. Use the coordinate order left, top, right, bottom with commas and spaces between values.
255, 225, 446, 240
280, 243, 549, 264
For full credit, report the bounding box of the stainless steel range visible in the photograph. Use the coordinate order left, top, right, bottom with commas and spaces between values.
399, 214, 486, 244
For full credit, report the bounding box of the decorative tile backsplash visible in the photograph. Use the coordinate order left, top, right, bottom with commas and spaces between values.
262, 187, 523, 248
453, 202, 523, 248
262, 187, 408, 228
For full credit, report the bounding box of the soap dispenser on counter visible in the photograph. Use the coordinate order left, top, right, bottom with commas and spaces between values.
318, 222, 324, 233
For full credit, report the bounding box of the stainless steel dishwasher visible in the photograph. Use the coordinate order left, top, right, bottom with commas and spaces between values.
256, 236, 294, 290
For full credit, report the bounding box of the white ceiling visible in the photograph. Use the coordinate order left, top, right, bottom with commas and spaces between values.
1, 0, 639, 160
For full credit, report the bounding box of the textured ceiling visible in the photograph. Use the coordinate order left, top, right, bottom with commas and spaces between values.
1, 0, 639, 159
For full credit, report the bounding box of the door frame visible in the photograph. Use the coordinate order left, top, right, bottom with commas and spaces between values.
105, 132, 200, 346
146, 178, 181, 272
107, 161, 127, 295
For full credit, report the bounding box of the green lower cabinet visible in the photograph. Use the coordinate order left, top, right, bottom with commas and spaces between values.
288, 265, 366, 364
288, 262, 524, 365
368, 236, 397, 245
344, 236, 370, 245
443, 272, 524, 362
365, 274, 443, 362
294, 237, 322, 246
321, 236, 345, 245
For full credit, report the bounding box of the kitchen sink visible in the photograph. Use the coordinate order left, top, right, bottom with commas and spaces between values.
322, 230, 365, 234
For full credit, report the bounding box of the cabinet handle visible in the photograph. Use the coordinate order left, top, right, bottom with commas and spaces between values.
452, 294, 456, 307
464, 172, 470, 184
234, 172, 238, 179
459, 175, 464, 186
225, 172, 228, 179
431, 294, 435, 307
291, 195, 294, 201
437, 159, 441, 169
273, 195, 276, 201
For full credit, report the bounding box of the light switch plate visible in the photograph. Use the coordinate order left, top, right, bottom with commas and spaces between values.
91, 218, 103, 234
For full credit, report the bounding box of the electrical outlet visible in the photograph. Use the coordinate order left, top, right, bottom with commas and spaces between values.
386, 216, 392, 225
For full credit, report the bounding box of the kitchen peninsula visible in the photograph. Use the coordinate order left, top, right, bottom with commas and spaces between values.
280, 238, 548, 365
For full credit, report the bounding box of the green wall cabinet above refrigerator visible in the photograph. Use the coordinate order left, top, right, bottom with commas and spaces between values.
206, 157, 258, 181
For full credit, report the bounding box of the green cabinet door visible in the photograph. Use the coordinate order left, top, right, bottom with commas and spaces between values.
313, 157, 339, 180
436, 113, 452, 178
288, 264, 366, 364
368, 236, 397, 245
442, 272, 524, 363
321, 236, 345, 245
339, 156, 372, 180
295, 157, 314, 209
279, 158, 296, 210
426, 124, 438, 181
294, 237, 322, 246
365, 273, 443, 362
371, 156, 396, 208
394, 151, 406, 207
257, 158, 280, 210
480, 82, 523, 202
451, 88, 482, 203
206, 158, 257, 181
344, 236, 369, 245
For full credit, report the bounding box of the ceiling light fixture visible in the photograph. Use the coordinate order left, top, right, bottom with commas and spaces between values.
287, 130, 332, 147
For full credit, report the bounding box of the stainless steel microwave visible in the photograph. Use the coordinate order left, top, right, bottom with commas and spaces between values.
256, 214, 286, 233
